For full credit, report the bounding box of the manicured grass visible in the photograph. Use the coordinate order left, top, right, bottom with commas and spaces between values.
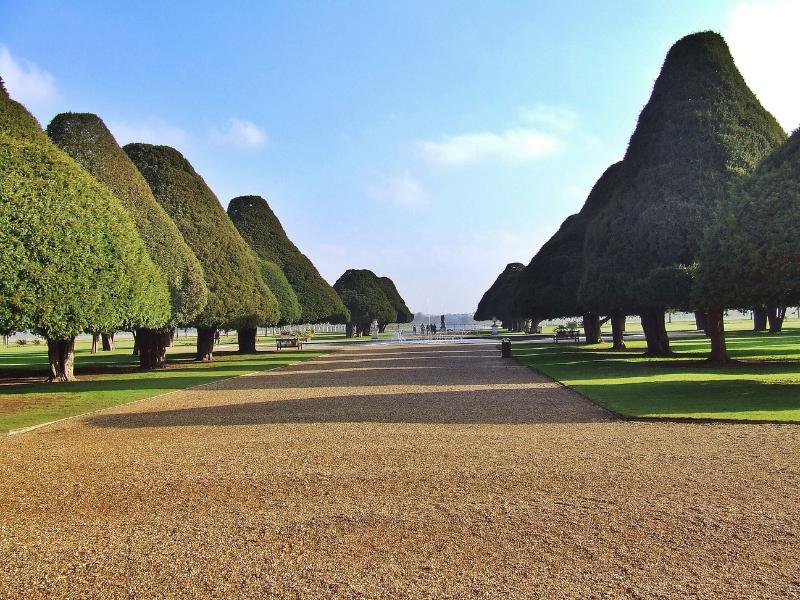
513, 325, 800, 422
0, 338, 327, 432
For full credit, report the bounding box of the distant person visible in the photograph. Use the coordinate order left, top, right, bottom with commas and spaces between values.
413, 325, 417, 334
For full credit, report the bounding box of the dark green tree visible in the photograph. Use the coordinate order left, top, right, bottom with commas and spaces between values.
227, 195, 349, 324
0, 79, 170, 380
124, 144, 279, 359
696, 128, 800, 361
580, 31, 785, 356
333, 269, 395, 337
254, 255, 302, 326
47, 113, 209, 368
475, 263, 524, 330
516, 162, 625, 346
376, 276, 413, 332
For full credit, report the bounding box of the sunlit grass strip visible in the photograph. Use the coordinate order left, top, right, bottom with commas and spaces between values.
0, 346, 327, 433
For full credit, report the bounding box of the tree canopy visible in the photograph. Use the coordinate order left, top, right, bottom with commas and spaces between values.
47, 113, 208, 326
124, 144, 279, 330
0, 77, 170, 342
474, 263, 524, 324
578, 32, 785, 353
516, 162, 624, 322
227, 195, 349, 323
697, 128, 800, 311
254, 255, 302, 326
333, 269, 395, 335
376, 276, 413, 327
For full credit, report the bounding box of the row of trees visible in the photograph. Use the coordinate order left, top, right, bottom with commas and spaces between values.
333, 269, 413, 337
478, 31, 799, 364
1, 78, 411, 379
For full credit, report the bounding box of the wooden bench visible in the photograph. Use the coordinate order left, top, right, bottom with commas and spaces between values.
276, 336, 303, 350
553, 330, 580, 343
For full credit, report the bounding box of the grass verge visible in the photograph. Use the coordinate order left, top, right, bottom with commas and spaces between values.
0, 339, 327, 433
513, 326, 800, 422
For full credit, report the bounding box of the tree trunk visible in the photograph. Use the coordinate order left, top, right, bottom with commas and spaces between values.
767, 305, 786, 333
694, 311, 707, 332
611, 311, 626, 350
47, 337, 76, 382
345, 323, 355, 338
131, 330, 139, 356
196, 327, 216, 361
753, 307, 767, 332
168, 327, 176, 347
706, 307, 730, 365
91, 333, 99, 354
640, 308, 670, 356
237, 327, 257, 353
101, 332, 114, 351
137, 328, 170, 369
582, 312, 601, 344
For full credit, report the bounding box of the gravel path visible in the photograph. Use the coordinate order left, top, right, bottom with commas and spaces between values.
1, 343, 798, 598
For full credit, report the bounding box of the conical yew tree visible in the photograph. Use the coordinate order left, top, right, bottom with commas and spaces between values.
333, 269, 395, 337
580, 31, 785, 356
125, 144, 279, 359
475, 263, 524, 330
376, 276, 412, 332
253, 255, 302, 326
517, 162, 625, 346
0, 79, 170, 380
47, 113, 209, 369
227, 195, 349, 324
696, 128, 800, 361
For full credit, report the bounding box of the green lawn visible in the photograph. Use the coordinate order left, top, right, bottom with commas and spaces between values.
0, 338, 327, 433
513, 325, 800, 422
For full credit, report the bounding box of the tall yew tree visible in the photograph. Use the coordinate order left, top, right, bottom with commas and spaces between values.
333, 270, 395, 337
580, 32, 785, 356
47, 113, 209, 368
253, 255, 302, 327
376, 276, 413, 332
696, 128, 800, 362
125, 144, 279, 359
517, 162, 625, 346
0, 79, 170, 380
227, 196, 349, 324
475, 263, 524, 329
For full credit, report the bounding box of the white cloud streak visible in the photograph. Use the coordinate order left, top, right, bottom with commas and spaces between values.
419, 128, 562, 167
0, 45, 58, 104
209, 117, 268, 148
367, 174, 427, 209
520, 105, 578, 132
726, 0, 800, 131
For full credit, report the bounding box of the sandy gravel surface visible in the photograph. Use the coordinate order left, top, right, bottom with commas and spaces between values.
1, 343, 799, 599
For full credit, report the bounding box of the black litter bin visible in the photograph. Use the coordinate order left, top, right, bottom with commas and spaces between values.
501, 338, 511, 358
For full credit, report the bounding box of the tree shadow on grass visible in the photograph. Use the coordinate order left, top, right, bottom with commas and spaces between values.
573, 378, 800, 421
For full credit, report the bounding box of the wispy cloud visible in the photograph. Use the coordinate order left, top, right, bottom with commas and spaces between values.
520, 105, 578, 132
0, 45, 58, 104
726, 0, 800, 131
209, 117, 268, 148
419, 128, 562, 167
367, 173, 427, 209
108, 118, 190, 148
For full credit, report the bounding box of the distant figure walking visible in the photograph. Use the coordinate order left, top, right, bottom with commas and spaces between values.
413, 325, 417, 334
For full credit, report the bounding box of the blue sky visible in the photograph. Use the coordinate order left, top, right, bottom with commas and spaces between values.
2, 0, 799, 314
